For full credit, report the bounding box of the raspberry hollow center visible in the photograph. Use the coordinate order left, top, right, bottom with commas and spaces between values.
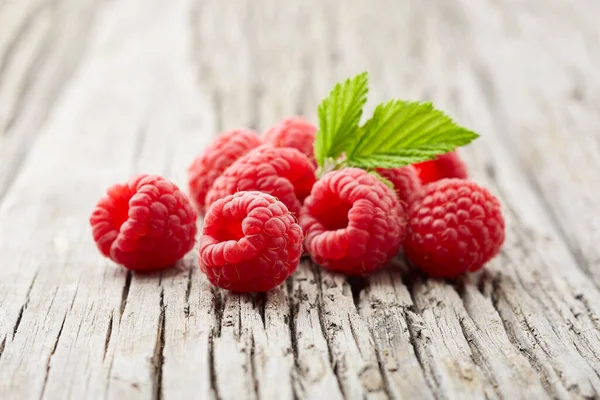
214, 218, 245, 241
110, 186, 133, 231
312, 199, 352, 231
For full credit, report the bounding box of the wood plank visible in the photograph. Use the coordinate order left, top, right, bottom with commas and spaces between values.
0, 0, 599, 399
0, 0, 215, 398
359, 267, 435, 400
289, 263, 344, 399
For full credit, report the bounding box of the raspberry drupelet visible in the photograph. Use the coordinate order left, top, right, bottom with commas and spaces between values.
404, 178, 505, 278
300, 168, 405, 276
413, 151, 468, 185
199, 191, 303, 292
205, 145, 316, 216
188, 129, 262, 214
376, 165, 422, 210
263, 117, 317, 168
90, 175, 198, 271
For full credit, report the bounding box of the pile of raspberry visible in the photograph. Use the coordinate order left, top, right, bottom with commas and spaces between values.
90, 117, 504, 292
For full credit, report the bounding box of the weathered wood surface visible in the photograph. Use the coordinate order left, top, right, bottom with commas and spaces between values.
0, 0, 599, 398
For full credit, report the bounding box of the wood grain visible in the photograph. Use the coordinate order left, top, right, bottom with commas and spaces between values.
1, 0, 599, 399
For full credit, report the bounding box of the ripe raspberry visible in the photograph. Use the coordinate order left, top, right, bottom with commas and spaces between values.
199, 191, 303, 292
263, 117, 317, 167
413, 151, 468, 184
300, 168, 405, 276
376, 166, 422, 209
404, 179, 505, 278
90, 175, 198, 271
188, 129, 262, 214
205, 145, 316, 216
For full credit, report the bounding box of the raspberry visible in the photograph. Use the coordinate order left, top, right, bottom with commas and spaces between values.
263, 117, 317, 167
376, 166, 422, 209
413, 151, 468, 184
188, 129, 262, 214
300, 168, 405, 275
199, 191, 303, 292
205, 145, 316, 216
404, 179, 505, 278
90, 175, 198, 271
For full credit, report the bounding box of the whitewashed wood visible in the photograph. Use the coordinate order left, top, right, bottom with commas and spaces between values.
0, 0, 98, 201
318, 269, 387, 399
451, 0, 600, 288
289, 262, 344, 399
359, 266, 434, 400
0, 0, 215, 398
1, 0, 600, 399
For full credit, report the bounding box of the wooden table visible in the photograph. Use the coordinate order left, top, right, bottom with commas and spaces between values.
1, 0, 599, 399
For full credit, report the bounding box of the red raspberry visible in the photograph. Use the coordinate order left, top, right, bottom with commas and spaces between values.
263, 117, 317, 167
413, 151, 468, 184
205, 145, 316, 216
404, 179, 505, 278
199, 191, 303, 292
90, 175, 198, 271
376, 166, 422, 209
188, 129, 262, 214
300, 168, 405, 276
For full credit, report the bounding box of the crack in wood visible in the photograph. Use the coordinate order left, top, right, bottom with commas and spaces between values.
39, 312, 67, 400
184, 267, 193, 317
103, 314, 113, 361
249, 335, 260, 399
236, 295, 242, 340
346, 313, 363, 359
118, 271, 132, 323
151, 288, 165, 400
346, 276, 366, 312
212, 286, 223, 336
286, 278, 299, 360
69, 280, 80, 312
208, 334, 221, 400
12, 268, 38, 339
257, 292, 266, 329
0, 336, 6, 362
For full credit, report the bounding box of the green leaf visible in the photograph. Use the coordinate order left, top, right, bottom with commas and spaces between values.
347, 100, 478, 169
314, 72, 369, 167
